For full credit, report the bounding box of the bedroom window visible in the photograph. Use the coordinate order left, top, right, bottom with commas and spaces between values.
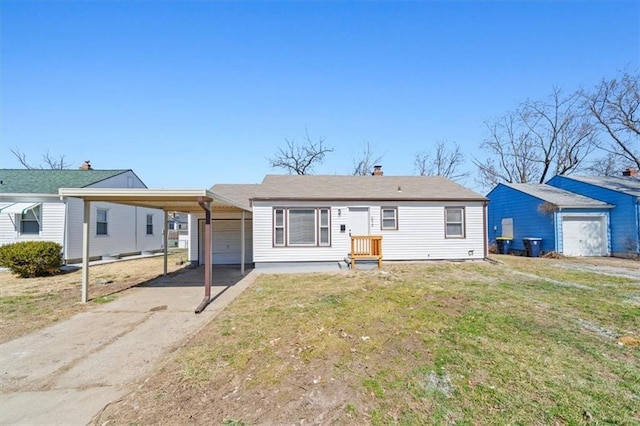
146, 214, 153, 235
20, 205, 41, 234
445, 207, 465, 238
381, 207, 398, 230
273, 207, 331, 247
96, 208, 108, 235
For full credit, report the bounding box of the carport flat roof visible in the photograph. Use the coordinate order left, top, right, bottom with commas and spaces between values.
58, 188, 249, 212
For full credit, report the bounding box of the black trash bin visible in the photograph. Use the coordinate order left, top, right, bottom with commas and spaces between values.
496, 237, 512, 254
523, 238, 542, 257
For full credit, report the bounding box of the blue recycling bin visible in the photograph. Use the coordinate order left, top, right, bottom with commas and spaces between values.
496, 238, 512, 254
523, 238, 542, 257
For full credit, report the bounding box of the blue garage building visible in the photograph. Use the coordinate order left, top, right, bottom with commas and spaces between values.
547, 172, 640, 258
487, 182, 613, 256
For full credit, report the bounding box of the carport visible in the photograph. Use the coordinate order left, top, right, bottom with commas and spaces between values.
58, 188, 251, 313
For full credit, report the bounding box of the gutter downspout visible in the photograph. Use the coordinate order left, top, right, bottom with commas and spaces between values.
62, 197, 69, 263
163, 210, 169, 276
195, 197, 212, 313
483, 201, 488, 259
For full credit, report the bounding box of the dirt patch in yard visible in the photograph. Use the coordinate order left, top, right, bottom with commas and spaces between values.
0, 251, 190, 343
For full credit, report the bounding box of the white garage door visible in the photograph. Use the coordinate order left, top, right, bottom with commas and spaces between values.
562, 216, 607, 256
199, 219, 253, 265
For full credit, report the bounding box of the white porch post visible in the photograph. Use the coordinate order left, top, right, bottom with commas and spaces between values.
81, 200, 90, 303
163, 210, 169, 276
240, 210, 245, 275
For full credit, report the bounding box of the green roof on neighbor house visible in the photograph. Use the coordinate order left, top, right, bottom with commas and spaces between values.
0, 169, 132, 194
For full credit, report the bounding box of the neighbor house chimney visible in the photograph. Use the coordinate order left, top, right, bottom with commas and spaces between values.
372, 165, 383, 176
79, 160, 93, 170
622, 167, 638, 177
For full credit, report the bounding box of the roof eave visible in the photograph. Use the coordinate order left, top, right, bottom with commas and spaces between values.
557, 204, 615, 209
0, 193, 61, 199
251, 196, 488, 202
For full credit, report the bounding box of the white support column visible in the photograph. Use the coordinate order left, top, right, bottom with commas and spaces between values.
163, 210, 169, 276
240, 210, 245, 275
81, 200, 90, 303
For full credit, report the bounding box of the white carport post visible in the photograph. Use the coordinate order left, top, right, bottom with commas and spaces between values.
241, 210, 245, 275
163, 210, 169, 276
81, 200, 90, 303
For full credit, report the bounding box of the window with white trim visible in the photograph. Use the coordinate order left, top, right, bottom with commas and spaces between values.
20, 205, 41, 234
445, 207, 465, 238
96, 208, 108, 235
146, 214, 153, 235
273, 207, 331, 247
381, 207, 398, 230
274, 209, 285, 246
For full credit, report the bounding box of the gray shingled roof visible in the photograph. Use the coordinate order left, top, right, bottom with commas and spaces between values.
211, 174, 486, 209
501, 183, 613, 208
561, 175, 640, 197
0, 169, 132, 194
210, 183, 264, 211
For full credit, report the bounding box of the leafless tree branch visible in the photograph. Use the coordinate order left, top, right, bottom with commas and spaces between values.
352, 141, 382, 175
267, 129, 334, 175
584, 70, 640, 169
415, 141, 468, 182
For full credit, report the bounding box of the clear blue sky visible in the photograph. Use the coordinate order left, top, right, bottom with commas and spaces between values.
1, 1, 638, 191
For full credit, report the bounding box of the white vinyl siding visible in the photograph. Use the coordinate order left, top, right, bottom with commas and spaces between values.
65, 198, 163, 261
253, 201, 485, 264
0, 200, 65, 247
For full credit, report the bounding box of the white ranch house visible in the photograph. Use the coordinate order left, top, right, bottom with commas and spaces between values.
187, 173, 489, 269
53, 170, 488, 310
0, 165, 163, 263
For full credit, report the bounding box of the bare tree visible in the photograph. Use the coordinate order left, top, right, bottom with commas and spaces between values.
584, 70, 640, 169
585, 153, 623, 176
267, 129, 334, 175
11, 148, 71, 169
414, 141, 468, 182
473, 87, 596, 190
351, 141, 382, 175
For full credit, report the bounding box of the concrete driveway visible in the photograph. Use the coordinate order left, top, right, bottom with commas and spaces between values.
0, 266, 257, 426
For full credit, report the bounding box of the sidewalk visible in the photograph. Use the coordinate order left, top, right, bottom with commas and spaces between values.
0, 267, 257, 426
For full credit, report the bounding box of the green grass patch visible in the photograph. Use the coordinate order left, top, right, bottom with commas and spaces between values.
92, 295, 116, 304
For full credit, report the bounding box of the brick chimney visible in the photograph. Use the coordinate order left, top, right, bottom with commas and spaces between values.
79, 160, 93, 170
622, 167, 638, 177
372, 165, 383, 176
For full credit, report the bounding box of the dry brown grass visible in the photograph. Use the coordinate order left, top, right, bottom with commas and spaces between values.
0, 251, 189, 343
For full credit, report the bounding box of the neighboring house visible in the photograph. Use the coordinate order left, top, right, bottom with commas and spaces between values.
487, 183, 613, 256
186, 171, 488, 268
547, 170, 640, 257
168, 212, 189, 248
0, 163, 163, 263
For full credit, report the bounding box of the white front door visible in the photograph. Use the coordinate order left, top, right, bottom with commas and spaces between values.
562, 216, 607, 256
348, 208, 370, 236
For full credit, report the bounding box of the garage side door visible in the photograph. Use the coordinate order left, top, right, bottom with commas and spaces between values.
562, 216, 607, 256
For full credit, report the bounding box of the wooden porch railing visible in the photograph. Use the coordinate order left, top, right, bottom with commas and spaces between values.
350, 235, 383, 270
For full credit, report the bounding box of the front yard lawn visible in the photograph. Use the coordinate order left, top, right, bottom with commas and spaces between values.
98, 256, 640, 425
